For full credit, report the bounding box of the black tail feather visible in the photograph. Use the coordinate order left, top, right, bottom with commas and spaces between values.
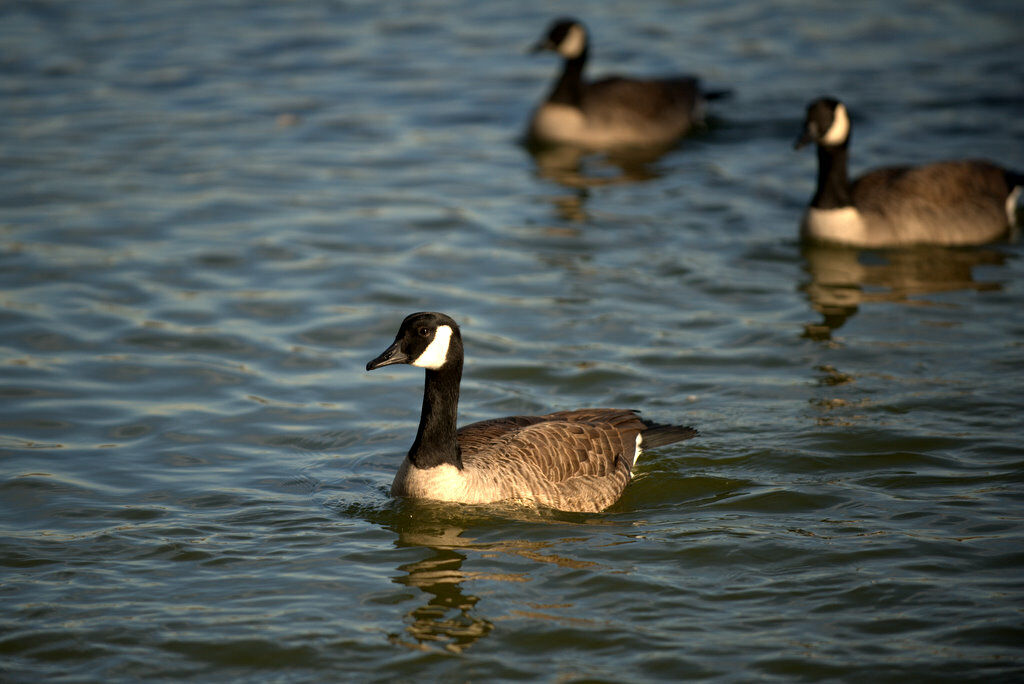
702, 88, 733, 101
641, 423, 698, 448
1007, 169, 1024, 189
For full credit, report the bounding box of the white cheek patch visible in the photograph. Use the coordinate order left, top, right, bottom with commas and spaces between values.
558, 23, 586, 59
821, 103, 850, 146
411, 324, 453, 369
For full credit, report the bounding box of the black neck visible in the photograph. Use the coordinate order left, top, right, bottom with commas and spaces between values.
811, 142, 853, 209
408, 360, 463, 470
546, 50, 587, 107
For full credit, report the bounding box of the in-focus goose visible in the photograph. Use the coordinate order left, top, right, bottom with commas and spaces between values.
526, 17, 723, 150
795, 97, 1023, 247
366, 312, 697, 513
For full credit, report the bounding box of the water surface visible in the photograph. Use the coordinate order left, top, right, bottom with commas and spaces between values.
2, 0, 1023, 680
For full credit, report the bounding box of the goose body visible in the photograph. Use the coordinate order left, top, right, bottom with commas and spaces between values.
795, 97, 1022, 248
527, 17, 719, 150
366, 312, 697, 513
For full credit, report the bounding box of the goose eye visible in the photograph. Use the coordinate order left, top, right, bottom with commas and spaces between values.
418, 327, 431, 337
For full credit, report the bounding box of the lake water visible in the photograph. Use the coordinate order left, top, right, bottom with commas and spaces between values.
2, 0, 1023, 680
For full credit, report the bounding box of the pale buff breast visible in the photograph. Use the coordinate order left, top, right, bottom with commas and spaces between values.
391, 460, 514, 505
801, 207, 871, 246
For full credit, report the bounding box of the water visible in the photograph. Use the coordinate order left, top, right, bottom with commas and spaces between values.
2, 0, 1023, 680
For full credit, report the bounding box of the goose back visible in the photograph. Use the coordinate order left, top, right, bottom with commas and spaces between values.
851, 160, 1012, 245
530, 77, 704, 150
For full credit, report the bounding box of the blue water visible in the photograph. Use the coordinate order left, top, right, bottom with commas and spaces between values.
2, 0, 1023, 680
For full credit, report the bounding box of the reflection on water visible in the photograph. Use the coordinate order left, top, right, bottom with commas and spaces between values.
387, 516, 600, 654
527, 143, 667, 222
800, 244, 1007, 340
390, 542, 495, 654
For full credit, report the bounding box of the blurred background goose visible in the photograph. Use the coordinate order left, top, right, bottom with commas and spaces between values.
366, 312, 697, 513
526, 17, 725, 150
795, 97, 1023, 247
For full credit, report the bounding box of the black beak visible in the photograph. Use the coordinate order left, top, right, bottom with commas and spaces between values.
794, 127, 814, 150
366, 341, 409, 371
529, 39, 553, 55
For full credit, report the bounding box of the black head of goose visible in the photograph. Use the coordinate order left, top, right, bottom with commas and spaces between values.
526, 17, 724, 150
795, 97, 1023, 248
366, 312, 697, 513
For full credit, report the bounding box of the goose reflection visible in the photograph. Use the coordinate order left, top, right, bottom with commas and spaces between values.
389, 528, 495, 654
800, 243, 1007, 340
527, 143, 667, 222
386, 512, 601, 654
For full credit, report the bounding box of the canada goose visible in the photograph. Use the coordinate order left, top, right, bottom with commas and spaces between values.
526, 17, 722, 150
366, 312, 697, 513
795, 97, 1023, 247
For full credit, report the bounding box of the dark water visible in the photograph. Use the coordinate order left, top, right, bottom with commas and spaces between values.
2, 0, 1023, 680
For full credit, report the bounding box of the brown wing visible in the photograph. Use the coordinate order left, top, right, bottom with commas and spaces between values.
456, 409, 649, 512
458, 409, 645, 468
583, 76, 700, 125
852, 160, 1010, 243
456, 415, 550, 455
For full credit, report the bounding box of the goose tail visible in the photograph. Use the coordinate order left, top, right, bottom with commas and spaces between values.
701, 88, 733, 101
640, 422, 698, 448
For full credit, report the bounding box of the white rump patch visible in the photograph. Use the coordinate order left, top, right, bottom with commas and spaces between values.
412, 324, 453, 370
632, 433, 643, 470
803, 206, 868, 245
821, 103, 850, 146
1006, 185, 1022, 228
558, 23, 587, 59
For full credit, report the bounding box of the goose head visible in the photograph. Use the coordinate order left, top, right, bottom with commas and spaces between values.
795, 97, 851, 149
531, 17, 589, 60
366, 312, 463, 372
